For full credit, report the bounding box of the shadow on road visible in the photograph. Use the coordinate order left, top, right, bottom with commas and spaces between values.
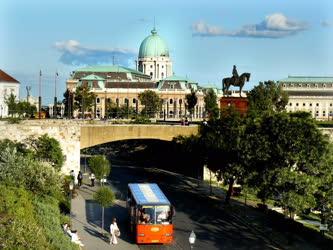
85, 199, 134, 245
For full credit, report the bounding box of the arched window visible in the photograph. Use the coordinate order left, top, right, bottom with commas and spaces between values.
96, 97, 100, 104
133, 98, 136, 104
170, 99, 173, 104
161, 72, 164, 78
150, 72, 153, 77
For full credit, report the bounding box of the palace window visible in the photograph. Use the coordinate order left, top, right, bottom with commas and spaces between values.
150, 65, 153, 68
161, 72, 164, 78
330, 111, 333, 116
315, 84, 318, 88
96, 98, 100, 104
323, 84, 326, 88
296, 103, 299, 106
283, 84, 286, 88
316, 103, 319, 107
307, 84, 310, 88
107, 98, 111, 103
133, 98, 136, 104
330, 103, 332, 107
303, 103, 306, 107
323, 111, 326, 116
316, 111, 319, 116
309, 103, 312, 107
298, 84, 302, 87
289, 103, 292, 106
150, 72, 153, 77
162, 65, 164, 68
170, 99, 173, 104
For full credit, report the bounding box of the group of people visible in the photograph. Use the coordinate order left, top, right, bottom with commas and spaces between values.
139, 208, 152, 224
69, 170, 96, 187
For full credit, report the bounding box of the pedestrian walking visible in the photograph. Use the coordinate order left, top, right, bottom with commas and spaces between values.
110, 218, 120, 245
77, 171, 83, 187
70, 170, 75, 181
89, 173, 95, 187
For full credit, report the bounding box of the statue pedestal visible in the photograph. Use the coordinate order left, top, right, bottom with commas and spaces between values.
220, 96, 249, 115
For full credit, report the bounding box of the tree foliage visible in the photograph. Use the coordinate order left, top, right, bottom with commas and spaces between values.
0, 138, 77, 249
74, 86, 97, 117
0, 147, 62, 196
138, 90, 161, 117
247, 80, 288, 115
63, 89, 74, 118
5, 93, 16, 117
204, 89, 219, 120
94, 186, 115, 232
88, 155, 111, 184
185, 90, 198, 118
200, 107, 246, 203
28, 134, 65, 171
4, 93, 36, 118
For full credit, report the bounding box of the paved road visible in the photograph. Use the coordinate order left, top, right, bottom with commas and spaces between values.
72, 165, 321, 250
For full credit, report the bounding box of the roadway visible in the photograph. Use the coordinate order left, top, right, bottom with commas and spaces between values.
108, 165, 281, 250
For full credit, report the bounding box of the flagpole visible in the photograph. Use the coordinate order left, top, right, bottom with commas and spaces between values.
39, 70, 42, 119
54, 71, 58, 118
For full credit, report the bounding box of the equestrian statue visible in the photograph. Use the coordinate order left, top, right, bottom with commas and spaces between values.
222, 65, 250, 97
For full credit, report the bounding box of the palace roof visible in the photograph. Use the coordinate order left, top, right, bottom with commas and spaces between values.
279, 76, 333, 83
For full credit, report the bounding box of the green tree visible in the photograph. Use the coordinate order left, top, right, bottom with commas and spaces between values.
17, 101, 36, 118
243, 112, 329, 215
314, 144, 333, 226
138, 90, 161, 118
74, 86, 97, 118
63, 89, 74, 118
93, 186, 115, 233
185, 90, 198, 119
247, 80, 288, 115
88, 155, 111, 185
5, 93, 17, 117
28, 134, 65, 171
204, 88, 219, 120
0, 147, 62, 197
200, 107, 245, 203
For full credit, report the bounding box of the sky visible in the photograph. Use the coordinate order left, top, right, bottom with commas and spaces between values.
1, 0, 333, 104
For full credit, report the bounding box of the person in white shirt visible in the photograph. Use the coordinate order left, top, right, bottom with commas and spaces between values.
110, 218, 120, 245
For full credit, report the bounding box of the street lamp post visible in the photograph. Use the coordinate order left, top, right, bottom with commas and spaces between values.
189, 230, 196, 249
69, 181, 74, 219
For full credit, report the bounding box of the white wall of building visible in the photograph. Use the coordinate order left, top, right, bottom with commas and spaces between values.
0, 81, 20, 117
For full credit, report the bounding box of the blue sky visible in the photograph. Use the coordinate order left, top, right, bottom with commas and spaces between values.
1, 0, 333, 104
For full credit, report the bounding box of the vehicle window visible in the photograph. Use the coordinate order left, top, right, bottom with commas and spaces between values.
156, 205, 171, 224
139, 206, 155, 224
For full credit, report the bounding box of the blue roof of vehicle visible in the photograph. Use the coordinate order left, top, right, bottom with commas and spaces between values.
128, 183, 170, 205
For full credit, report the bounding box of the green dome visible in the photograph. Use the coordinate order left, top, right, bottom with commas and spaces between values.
139, 29, 169, 58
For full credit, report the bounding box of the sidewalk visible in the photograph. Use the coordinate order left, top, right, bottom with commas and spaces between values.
70, 176, 138, 250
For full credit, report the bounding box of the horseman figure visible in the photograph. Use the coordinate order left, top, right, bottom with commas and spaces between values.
232, 65, 239, 83
222, 65, 250, 97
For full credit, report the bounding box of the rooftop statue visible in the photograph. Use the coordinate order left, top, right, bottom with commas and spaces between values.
222, 65, 250, 97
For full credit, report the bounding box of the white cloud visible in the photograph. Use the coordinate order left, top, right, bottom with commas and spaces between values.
192, 13, 307, 38
321, 20, 332, 27
54, 40, 136, 66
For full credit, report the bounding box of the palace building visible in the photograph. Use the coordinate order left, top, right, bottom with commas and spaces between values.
279, 76, 333, 120
66, 28, 223, 119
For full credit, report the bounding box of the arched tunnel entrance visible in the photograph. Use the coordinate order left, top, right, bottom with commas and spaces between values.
81, 139, 203, 179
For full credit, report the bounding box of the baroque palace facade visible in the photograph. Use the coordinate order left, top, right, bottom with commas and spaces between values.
66, 28, 223, 119
279, 76, 333, 120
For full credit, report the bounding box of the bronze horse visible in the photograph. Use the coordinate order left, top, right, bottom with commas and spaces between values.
222, 72, 250, 97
